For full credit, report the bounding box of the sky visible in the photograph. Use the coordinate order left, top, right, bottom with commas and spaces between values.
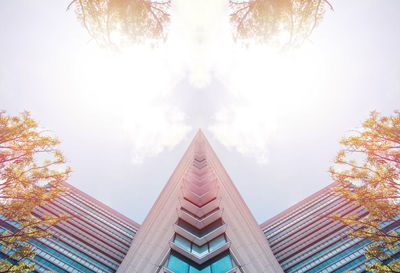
0, 0, 399, 224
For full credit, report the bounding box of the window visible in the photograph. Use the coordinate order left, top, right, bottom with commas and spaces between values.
173, 235, 227, 258
167, 252, 233, 273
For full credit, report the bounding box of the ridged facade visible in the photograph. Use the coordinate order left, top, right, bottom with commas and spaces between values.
2, 183, 140, 273
117, 130, 283, 273
261, 183, 374, 273
3, 131, 400, 272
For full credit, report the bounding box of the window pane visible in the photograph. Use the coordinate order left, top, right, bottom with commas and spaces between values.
174, 235, 191, 252
209, 235, 226, 252
189, 265, 211, 273
178, 219, 223, 238
192, 243, 208, 257
168, 254, 189, 273
211, 254, 233, 273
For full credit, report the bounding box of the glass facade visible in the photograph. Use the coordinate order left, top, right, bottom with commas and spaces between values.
260, 183, 391, 273
173, 235, 227, 258
164, 151, 236, 273
2, 160, 399, 272
0, 183, 140, 273
167, 252, 233, 273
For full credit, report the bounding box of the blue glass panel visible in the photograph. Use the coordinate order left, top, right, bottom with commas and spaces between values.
31, 240, 93, 272
269, 198, 344, 242
209, 235, 226, 252
305, 240, 369, 273
334, 255, 366, 273
168, 254, 189, 273
286, 240, 347, 272
192, 244, 208, 257
380, 250, 400, 267
0, 252, 17, 265
62, 195, 137, 236
174, 235, 191, 252
178, 219, 223, 238
189, 265, 211, 273
264, 194, 335, 236
40, 237, 115, 271
211, 254, 233, 273
34, 256, 69, 273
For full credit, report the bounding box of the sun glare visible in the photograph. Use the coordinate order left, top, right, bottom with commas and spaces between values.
64, 0, 330, 164
210, 40, 328, 163
68, 43, 191, 163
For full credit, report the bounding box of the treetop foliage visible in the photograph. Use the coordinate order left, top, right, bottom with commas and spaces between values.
330, 110, 400, 273
68, 0, 171, 48
0, 111, 70, 273
68, 0, 332, 50
229, 0, 333, 48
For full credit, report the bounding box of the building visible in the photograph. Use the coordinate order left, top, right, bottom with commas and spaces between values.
117, 130, 282, 273
261, 183, 370, 273
26, 183, 139, 273
0, 131, 393, 272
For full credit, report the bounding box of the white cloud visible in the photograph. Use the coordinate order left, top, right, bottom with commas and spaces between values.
62, 0, 329, 164
68, 44, 191, 163
170, 0, 228, 87
121, 102, 191, 164
163, 0, 328, 163
210, 43, 326, 163
208, 104, 277, 164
